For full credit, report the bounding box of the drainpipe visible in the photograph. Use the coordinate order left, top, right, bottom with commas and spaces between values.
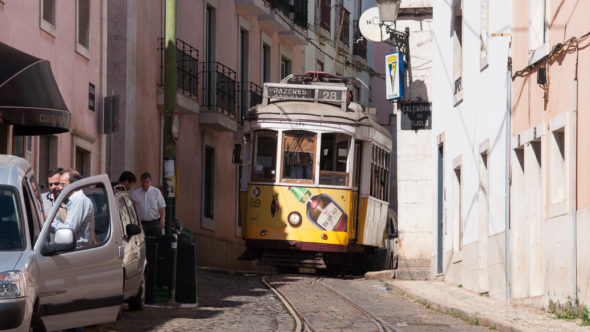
505, 56, 512, 302
572, 77, 578, 313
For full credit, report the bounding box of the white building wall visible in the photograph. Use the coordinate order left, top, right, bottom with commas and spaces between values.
431, 0, 511, 300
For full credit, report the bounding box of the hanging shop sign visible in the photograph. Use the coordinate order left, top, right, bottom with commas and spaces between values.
400, 101, 431, 130
385, 52, 404, 100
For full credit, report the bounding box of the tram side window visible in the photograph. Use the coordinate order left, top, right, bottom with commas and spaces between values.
370, 145, 390, 201
282, 130, 316, 183
252, 130, 277, 182
319, 133, 350, 186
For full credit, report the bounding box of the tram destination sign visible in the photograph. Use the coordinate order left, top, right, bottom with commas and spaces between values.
267, 86, 315, 99
400, 101, 432, 130
265, 83, 347, 108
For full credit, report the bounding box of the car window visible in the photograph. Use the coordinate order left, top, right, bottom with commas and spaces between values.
47, 183, 111, 250
23, 180, 41, 245
117, 195, 132, 237
0, 187, 24, 250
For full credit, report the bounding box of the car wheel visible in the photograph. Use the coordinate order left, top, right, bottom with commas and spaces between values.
128, 274, 145, 311
29, 300, 46, 332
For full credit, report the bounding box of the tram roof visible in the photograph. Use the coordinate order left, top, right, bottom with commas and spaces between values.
246, 100, 391, 143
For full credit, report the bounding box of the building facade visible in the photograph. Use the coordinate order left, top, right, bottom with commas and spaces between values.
431, 0, 511, 299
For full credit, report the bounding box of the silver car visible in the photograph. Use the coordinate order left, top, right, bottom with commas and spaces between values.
0, 156, 146, 331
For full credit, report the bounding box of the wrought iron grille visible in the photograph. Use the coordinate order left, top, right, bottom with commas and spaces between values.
271, 0, 290, 16
293, 0, 308, 29
158, 38, 199, 99
238, 82, 263, 125
320, 0, 331, 32
201, 62, 237, 117
353, 20, 367, 59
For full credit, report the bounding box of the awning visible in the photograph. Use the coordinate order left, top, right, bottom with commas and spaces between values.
0, 42, 70, 135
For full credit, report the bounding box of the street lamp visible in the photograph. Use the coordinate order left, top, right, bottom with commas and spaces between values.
376, 0, 409, 64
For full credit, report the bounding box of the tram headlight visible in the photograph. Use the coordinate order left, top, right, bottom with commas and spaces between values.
321, 233, 328, 241
287, 212, 302, 227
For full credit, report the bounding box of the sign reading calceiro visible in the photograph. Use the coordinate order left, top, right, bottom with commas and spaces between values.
385, 52, 404, 100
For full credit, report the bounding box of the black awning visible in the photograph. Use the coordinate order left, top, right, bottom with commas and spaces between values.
0, 42, 70, 135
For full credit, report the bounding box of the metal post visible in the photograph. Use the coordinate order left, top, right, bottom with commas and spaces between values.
505, 56, 512, 302
164, 0, 178, 302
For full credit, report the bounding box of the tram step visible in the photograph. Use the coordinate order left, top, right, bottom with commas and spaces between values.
259, 250, 327, 269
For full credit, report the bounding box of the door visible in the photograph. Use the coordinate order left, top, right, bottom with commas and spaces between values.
34, 175, 123, 330
437, 144, 444, 274
120, 194, 144, 298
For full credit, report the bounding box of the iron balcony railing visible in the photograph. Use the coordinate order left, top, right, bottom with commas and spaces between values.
158, 38, 199, 99
320, 0, 331, 32
293, 0, 308, 30
201, 62, 237, 117
238, 82, 263, 124
353, 20, 367, 59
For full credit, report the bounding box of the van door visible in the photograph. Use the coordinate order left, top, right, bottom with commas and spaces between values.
34, 174, 123, 330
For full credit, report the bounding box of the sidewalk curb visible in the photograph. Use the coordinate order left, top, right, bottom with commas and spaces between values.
383, 280, 517, 332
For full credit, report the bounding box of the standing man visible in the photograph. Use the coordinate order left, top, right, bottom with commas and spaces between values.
51, 169, 96, 248
131, 172, 166, 236
41, 167, 63, 217
117, 170, 137, 191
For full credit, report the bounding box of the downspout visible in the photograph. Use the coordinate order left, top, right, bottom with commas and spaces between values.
505, 56, 512, 302
572, 75, 578, 314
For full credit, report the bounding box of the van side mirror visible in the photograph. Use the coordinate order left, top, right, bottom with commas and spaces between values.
42, 229, 76, 256
126, 224, 142, 238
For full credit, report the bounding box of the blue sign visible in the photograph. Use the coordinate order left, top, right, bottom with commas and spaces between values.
385, 52, 404, 100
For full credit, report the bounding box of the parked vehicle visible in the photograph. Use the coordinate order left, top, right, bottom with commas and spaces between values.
0, 155, 146, 332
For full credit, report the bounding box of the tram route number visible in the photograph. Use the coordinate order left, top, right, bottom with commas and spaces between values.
267, 86, 343, 103
249, 198, 261, 208
317, 89, 343, 101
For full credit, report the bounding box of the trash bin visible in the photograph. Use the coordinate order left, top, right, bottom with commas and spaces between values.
156, 235, 172, 288
175, 230, 197, 304
145, 237, 158, 304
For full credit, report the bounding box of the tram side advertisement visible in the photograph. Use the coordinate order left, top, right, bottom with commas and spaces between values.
246, 185, 351, 242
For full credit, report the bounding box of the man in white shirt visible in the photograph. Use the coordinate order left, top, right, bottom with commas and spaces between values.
51, 169, 96, 248
41, 167, 63, 218
131, 172, 166, 236
289, 152, 313, 180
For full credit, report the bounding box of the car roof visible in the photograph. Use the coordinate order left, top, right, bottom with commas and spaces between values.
0, 155, 30, 188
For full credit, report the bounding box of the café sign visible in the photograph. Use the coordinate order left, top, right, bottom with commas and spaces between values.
400, 101, 431, 130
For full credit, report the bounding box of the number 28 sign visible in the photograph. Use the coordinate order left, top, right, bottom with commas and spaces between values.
385, 52, 404, 100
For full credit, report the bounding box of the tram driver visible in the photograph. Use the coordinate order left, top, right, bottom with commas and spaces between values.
289, 152, 313, 180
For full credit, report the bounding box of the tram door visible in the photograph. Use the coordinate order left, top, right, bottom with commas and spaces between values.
351, 141, 362, 242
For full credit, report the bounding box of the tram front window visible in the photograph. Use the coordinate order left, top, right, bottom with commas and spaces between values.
319, 133, 350, 186
252, 130, 277, 182
282, 131, 316, 183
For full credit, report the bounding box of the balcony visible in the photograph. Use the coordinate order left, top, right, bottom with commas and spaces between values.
259, 0, 290, 32
279, 0, 308, 45
157, 38, 200, 114
238, 82, 263, 125
200, 62, 238, 131
235, 0, 270, 16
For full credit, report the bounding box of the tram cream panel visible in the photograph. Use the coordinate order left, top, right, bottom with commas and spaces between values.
245, 185, 352, 246
357, 197, 388, 247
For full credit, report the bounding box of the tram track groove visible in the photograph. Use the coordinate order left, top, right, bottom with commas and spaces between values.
265, 275, 391, 332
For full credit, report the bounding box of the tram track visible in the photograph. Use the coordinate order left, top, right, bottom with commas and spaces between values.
264, 275, 394, 332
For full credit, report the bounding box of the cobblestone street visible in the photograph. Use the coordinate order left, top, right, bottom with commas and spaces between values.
90, 269, 488, 332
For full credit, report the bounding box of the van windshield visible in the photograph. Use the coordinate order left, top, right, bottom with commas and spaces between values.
0, 188, 23, 250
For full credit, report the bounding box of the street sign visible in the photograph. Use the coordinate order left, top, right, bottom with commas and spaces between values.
385, 52, 404, 100
400, 101, 431, 130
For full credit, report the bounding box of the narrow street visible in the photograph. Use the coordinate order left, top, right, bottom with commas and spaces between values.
93, 269, 486, 332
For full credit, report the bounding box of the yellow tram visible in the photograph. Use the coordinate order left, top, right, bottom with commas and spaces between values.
240, 72, 392, 271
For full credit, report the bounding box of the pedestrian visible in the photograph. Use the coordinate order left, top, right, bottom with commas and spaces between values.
50, 169, 97, 249
131, 172, 166, 236
41, 167, 63, 218
117, 170, 137, 191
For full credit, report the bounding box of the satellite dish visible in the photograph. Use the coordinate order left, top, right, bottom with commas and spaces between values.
359, 7, 392, 43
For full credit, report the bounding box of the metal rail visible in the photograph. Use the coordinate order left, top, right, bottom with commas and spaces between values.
261, 276, 304, 332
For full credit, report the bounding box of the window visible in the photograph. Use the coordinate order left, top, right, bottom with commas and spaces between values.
529, 0, 549, 63
452, 160, 462, 250
319, 0, 331, 32
76, 0, 90, 53
480, 0, 489, 69
281, 131, 316, 184
252, 130, 277, 182
452, 0, 463, 99
23, 178, 43, 245
203, 145, 215, 220
550, 128, 566, 207
40, 0, 56, 36
319, 133, 351, 186
280, 57, 291, 80
239, 27, 250, 124
12, 136, 32, 162
370, 145, 390, 201
0, 188, 24, 250
262, 43, 271, 83
75, 147, 91, 177
204, 5, 216, 106
117, 196, 132, 237
337, 7, 350, 44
